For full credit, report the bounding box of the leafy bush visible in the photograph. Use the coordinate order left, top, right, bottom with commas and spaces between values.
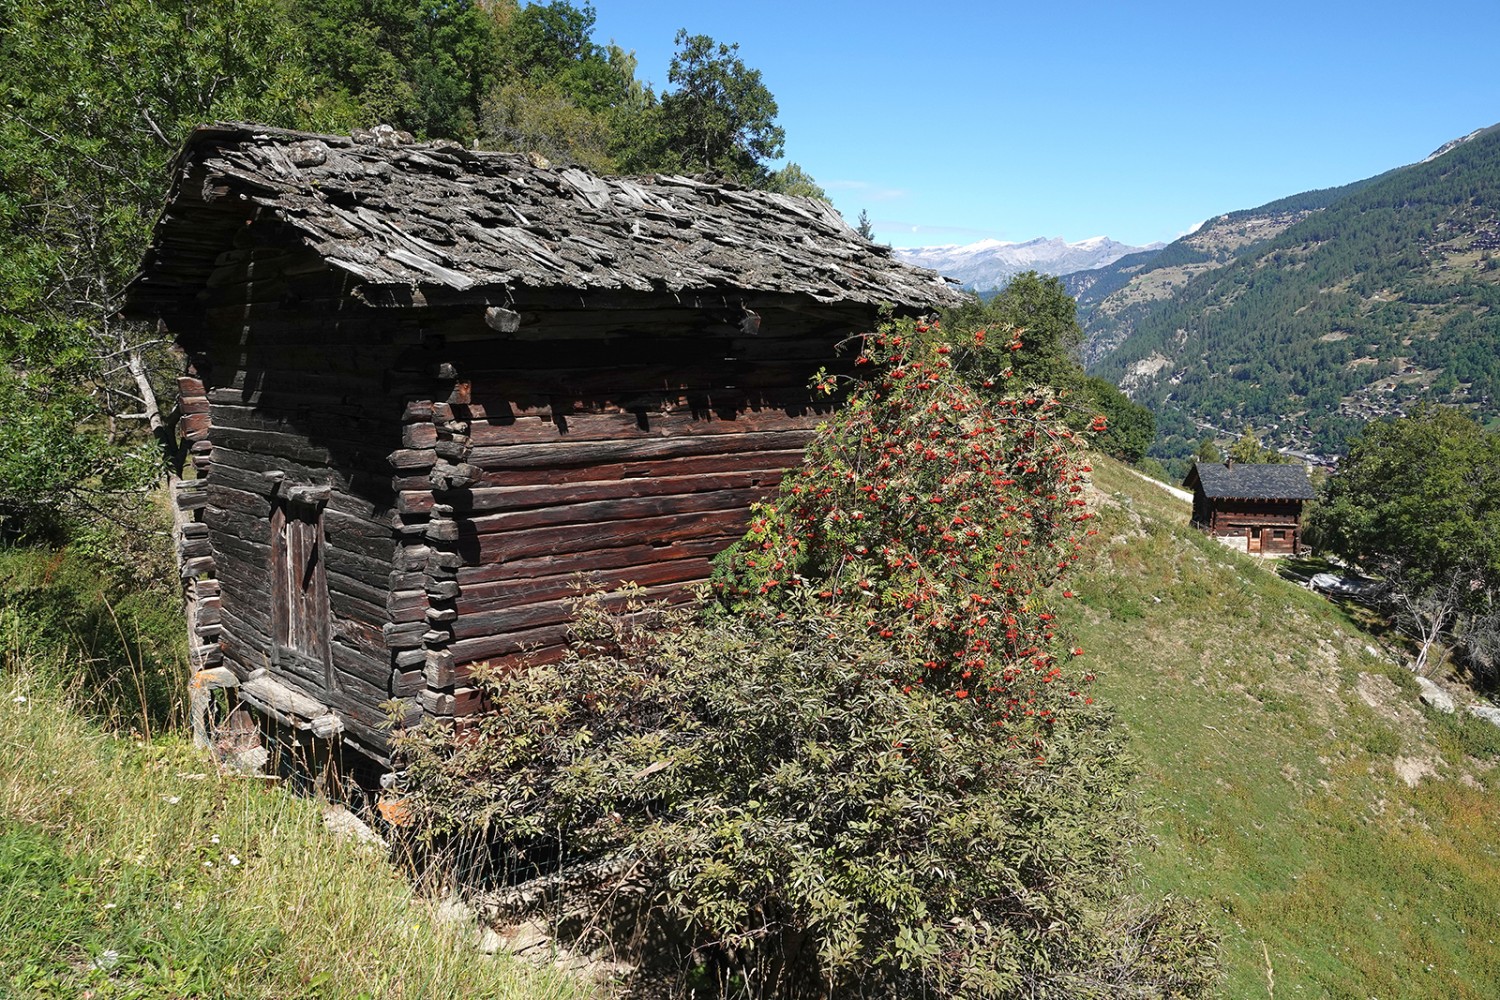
396, 323, 1217, 997
400, 602, 1214, 998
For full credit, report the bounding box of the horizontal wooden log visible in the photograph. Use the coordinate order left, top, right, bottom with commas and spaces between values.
210, 401, 394, 445
467, 430, 816, 472
458, 508, 748, 564
331, 640, 394, 692
459, 486, 760, 538
382, 620, 427, 651
210, 444, 393, 504
407, 447, 809, 492
333, 616, 389, 660
462, 405, 826, 448
178, 536, 213, 559
452, 579, 700, 640
450, 686, 487, 718
446, 588, 698, 665
218, 605, 271, 658
453, 556, 718, 618
446, 622, 569, 666
454, 536, 730, 587
212, 425, 340, 467
425, 325, 847, 365
323, 669, 406, 736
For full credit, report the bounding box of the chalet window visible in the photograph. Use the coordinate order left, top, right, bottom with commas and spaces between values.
271, 486, 332, 689
1273, 529, 1286, 540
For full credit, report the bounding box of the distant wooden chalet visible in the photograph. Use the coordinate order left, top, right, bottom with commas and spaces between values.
123, 123, 962, 765
1182, 460, 1314, 555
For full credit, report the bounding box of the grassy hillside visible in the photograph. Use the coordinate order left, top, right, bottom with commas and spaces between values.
1065, 457, 1500, 998
0, 547, 588, 1000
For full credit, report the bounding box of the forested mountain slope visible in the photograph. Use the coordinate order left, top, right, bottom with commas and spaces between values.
1065, 174, 1384, 363
1075, 124, 1500, 468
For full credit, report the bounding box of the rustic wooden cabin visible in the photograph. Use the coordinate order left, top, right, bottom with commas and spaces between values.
1182, 460, 1314, 555
122, 123, 962, 765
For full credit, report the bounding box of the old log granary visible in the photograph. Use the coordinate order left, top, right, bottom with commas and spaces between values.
1183, 460, 1315, 555
123, 123, 962, 765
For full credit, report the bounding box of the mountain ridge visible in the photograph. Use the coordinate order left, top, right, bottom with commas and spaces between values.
895, 234, 1163, 291
1072, 122, 1500, 471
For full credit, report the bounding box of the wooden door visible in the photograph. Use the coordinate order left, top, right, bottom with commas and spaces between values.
270, 489, 333, 694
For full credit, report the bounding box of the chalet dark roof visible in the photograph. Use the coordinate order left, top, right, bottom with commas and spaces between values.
1184, 461, 1315, 501
124, 122, 965, 315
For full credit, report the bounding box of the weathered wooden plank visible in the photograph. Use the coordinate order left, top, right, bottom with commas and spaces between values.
446, 587, 698, 664
451, 557, 712, 617
452, 572, 707, 637
446, 623, 570, 670
467, 430, 817, 471
218, 605, 271, 654
419, 447, 809, 492
459, 487, 760, 537
453, 536, 731, 586
458, 509, 748, 564
206, 460, 393, 520
325, 568, 392, 619
462, 406, 827, 447
331, 640, 394, 692
334, 616, 390, 660
431, 329, 849, 368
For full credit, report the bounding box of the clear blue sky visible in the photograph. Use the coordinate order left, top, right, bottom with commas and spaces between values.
587, 0, 1500, 249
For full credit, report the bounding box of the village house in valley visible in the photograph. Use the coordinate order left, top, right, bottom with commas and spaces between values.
123, 123, 962, 767
1183, 460, 1315, 555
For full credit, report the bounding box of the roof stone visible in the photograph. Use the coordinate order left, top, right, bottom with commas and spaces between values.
125, 122, 965, 315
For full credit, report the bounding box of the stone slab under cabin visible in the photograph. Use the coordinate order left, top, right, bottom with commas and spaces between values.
1182, 460, 1315, 556
123, 122, 963, 765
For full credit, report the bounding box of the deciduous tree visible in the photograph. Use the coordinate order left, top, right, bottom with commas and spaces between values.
1309, 405, 1500, 676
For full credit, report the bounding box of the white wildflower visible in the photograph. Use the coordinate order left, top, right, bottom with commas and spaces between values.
228, 854, 241, 867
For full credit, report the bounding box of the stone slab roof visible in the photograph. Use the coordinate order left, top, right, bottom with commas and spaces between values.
124, 122, 965, 315
1184, 461, 1315, 501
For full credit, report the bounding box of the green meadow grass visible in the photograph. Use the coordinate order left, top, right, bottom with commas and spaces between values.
1064, 461, 1500, 999
0, 540, 590, 1000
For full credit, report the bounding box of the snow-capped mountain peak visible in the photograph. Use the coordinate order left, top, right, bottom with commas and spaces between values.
893, 235, 1162, 291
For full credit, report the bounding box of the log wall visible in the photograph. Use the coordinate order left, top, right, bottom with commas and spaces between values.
183, 241, 426, 759
397, 314, 850, 723
1193, 498, 1305, 555
180, 220, 863, 758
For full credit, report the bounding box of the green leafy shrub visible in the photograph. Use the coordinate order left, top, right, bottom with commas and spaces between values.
399, 602, 1215, 998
